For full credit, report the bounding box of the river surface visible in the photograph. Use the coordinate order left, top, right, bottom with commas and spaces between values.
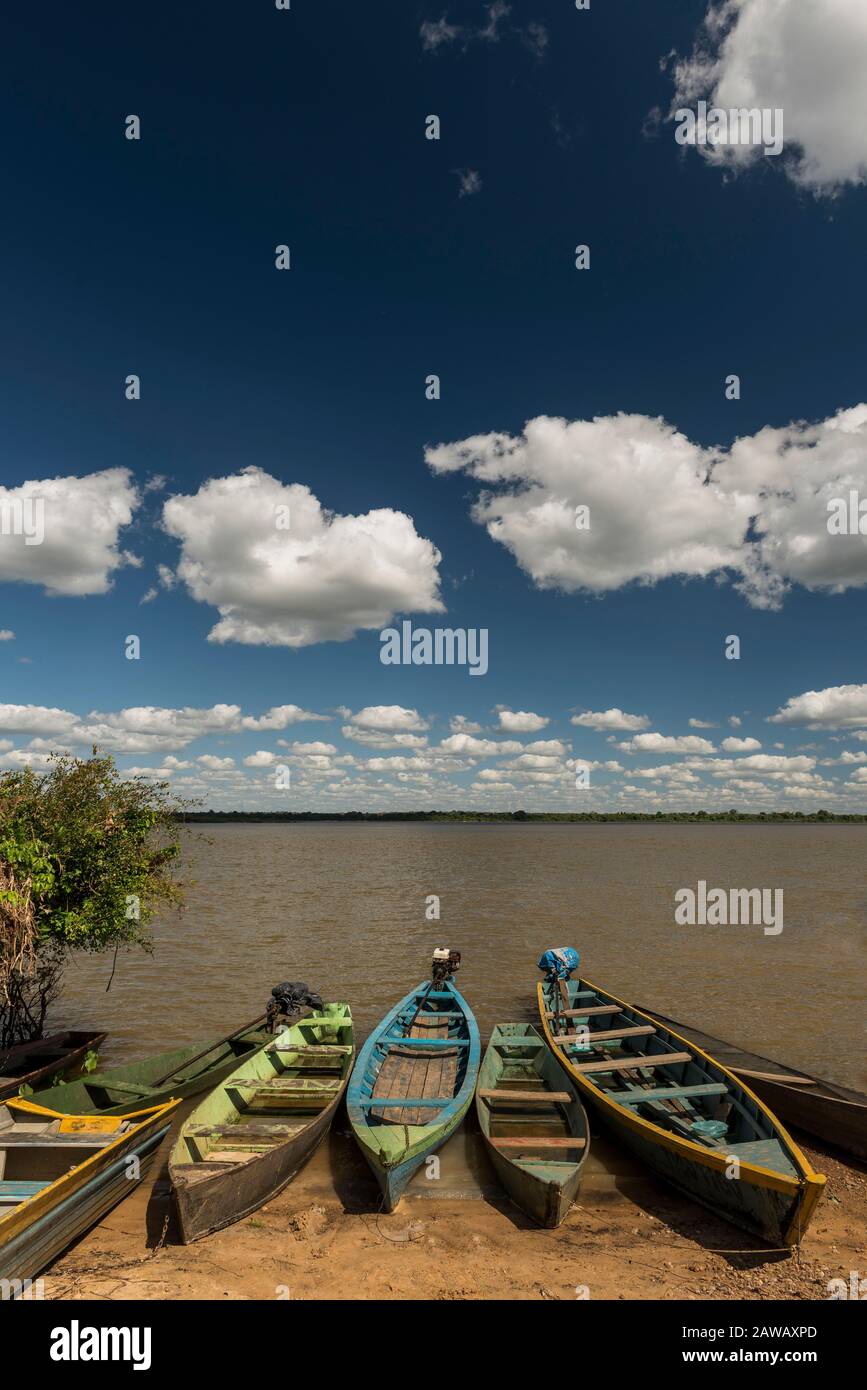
53, 824, 867, 1089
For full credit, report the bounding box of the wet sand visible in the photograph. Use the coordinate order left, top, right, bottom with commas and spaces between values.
44, 1109, 867, 1302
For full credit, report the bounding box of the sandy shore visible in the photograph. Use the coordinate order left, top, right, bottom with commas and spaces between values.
42, 1114, 867, 1302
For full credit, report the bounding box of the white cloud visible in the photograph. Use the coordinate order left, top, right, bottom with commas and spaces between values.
243, 751, 277, 767
769, 684, 867, 729
449, 715, 482, 734
669, 0, 867, 192
163, 468, 443, 647
728, 715, 742, 728
427, 405, 867, 609
571, 708, 651, 732
0, 469, 138, 596
721, 736, 762, 751
341, 726, 429, 751
0, 702, 328, 755
497, 708, 548, 733
347, 706, 429, 732
420, 17, 463, 51
617, 733, 717, 755
455, 168, 482, 198
288, 741, 337, 756
437, 734, 523, 756
689, 717, 718, 728
197, 755, 236, 770
0, 630, 14, 641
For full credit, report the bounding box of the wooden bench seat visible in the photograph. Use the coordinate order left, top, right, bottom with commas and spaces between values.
572, 1051, 693, 1074
478, 1089, 573, 1104
491, 1136, 586, 1149
554, 1025, 656, 1044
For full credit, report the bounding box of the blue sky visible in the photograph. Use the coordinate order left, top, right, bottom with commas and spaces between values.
2, 0, 867, 810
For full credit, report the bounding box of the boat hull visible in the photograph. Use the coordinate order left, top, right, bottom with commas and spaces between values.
348, 978, 481, 1212
538, 978, 825, 1246
636, 1004, 867, 1162
170, 1005, 354, 1242
360, 1093, 474, 1212
0, 1103, 176, 1284
173, 1099, 334, 1243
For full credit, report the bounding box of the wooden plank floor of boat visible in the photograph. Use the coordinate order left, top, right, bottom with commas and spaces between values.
372, 1016, 457, 1125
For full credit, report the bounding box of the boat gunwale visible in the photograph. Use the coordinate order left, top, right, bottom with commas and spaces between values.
537, 979, 825, 1200
347, 978, 480, 1164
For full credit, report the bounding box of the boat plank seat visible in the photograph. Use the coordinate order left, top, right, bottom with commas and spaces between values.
0, 1133, 115, 1148
572, 1051, 693, 1074
613, 1083, 728, 1105
0, 1179, 52, 1205
491, 1136, 586, 1149
230, 1077, 340, 1091
93, 1080, 160, 1098
544, 1006, 622, 1019
479, 1089, 573, 1104
381, 1038, 465, 1050
555, 1026, 656, 1044
273, 1044, 352, 1055
357, 1096, 453, 1109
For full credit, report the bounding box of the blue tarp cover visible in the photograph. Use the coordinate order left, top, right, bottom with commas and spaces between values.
537, 947, 580, 979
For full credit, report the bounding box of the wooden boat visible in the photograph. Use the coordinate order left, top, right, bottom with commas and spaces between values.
538, 972, 826, 1245
29, 1023, 273, 1117
170, 1003, 353, 1242
0, 1096, 179, 1283
0, 1030, 108, 1102
476, 1023, 589, 1227
636, 1002, 867, 1162
347, 975, 480, 1211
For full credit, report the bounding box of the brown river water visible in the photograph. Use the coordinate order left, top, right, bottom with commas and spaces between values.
53, 823, 867, 1091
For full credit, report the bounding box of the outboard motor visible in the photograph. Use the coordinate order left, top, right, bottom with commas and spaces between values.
431, 947, 461, 988
267, 980, 324, 1031
537, 947, 580, 983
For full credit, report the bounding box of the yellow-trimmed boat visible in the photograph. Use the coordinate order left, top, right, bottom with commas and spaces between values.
537, 968, 825, 1246
0, 1096, 179, 1284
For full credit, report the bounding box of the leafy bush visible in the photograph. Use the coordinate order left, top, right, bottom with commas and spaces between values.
0, 752, 186, 1046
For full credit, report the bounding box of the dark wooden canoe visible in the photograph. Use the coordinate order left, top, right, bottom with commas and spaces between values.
636, 1003, 867, 1162
29, 1025, 273, 1116
170, 1003, 353, 1242
0, 1031, 108, 1102
476, 1024, 589, 1227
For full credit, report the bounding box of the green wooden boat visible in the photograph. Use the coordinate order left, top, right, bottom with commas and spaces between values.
476, 1024, 589, 1228
170, 1003, 353, 1242
27, 1024, 273, 1117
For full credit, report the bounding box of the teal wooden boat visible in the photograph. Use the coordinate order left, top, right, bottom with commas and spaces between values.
347, 962, 480, 1212
27, 1023, 273, 1117
537, 961, 826, 1245
0, 1097, 179, 1283
476, 1024, 589, 1227
170, 1003, 353, 1242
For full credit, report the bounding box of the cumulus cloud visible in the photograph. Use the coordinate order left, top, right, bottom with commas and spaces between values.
449, 715, 482, 734
427, 405, 867, 609
769, 684, 867, 729
497, 708, 548, 733
668, 0, 867, 193
0, 469, 138, 596
163, 468, 443, 647
721, 736, 762, 751
347, 706, 428, 732
437, 734, 523, 756
0, 702, 327, 754
617, 733, 718, 755
571, 708, 651, 732
689, 717, 718, 729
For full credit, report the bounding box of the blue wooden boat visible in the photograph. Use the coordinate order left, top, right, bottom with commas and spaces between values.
0, 1096, 179, 1283
537, 960, 826, 1246
348, 957, 480, 1211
